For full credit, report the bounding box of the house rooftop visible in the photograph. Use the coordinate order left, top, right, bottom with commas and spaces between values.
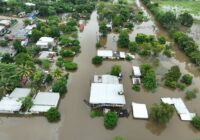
89, 83, 125, 106
9, 88, 31, 99
94, 75, 119, 84
132, 102, 148, 119
132, 66, 141, 77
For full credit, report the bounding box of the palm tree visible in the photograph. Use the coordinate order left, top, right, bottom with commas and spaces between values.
18, 65, 35, 86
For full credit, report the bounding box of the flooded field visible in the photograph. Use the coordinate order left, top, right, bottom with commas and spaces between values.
0, 0, 200, 140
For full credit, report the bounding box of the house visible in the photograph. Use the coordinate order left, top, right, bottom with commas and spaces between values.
0, 25, 6, 36
0, 88, 31, 113
36, 37, 55, 49
0, 19, 11, 27
89, 75, 126, 107
30, 92, 60, 113
38, 51, 56, 61
132, 102, 148, 119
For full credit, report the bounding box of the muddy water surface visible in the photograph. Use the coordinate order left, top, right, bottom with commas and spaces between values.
0, 1, 200, 140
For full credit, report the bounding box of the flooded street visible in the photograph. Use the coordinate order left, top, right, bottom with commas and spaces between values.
0, 0, 200, 140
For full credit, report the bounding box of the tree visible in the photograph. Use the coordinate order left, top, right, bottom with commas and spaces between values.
92, 56, 103, 65
48, 6, 56, 15
99, 21, 108, 36
150, 103, 174, 124
104, 112, 118, 129
0, 40, 8, 47
41, 59, 51, 70
129, 42, 138, 53
21, 96, 33, 112
23, 19, 31, 26
158, 36, 166, 44
52, 78, 67, 94
45, 107, 60, 122
143, 69, 157, 91
158, 11, 176, 29
13, 40, 26, 53
31, 29, 43, 43
135, 33, 148, 44
18, 65, 34, 85
111, 65, 121, 77
181, 74, 193, 85
185, 89, 197, 100
118, 30, 129, 48
1, 53, 14, 64
179, 12, 193, 27
192, 116, 200, 130
15, 53, 34, 67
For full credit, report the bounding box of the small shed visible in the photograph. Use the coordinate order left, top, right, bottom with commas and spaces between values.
30, 92, 60, 113
132, 66, 141, 77
97, 50, 114, 59
132, 102, 148, 119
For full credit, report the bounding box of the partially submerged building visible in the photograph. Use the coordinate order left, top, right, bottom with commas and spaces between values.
97, 50, 126, 59
132, 66, 141, 85
36, 37, 55, 49
132, 102, 148, 119
38, 51, 56, 61
89, 75, 126, 107
0, 88, 31, 113
30, 92, 60, 113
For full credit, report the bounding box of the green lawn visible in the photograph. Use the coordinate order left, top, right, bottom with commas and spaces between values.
152, 0, 200, 16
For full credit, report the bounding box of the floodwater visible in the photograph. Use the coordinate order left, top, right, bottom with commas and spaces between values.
0, 0, 200, 140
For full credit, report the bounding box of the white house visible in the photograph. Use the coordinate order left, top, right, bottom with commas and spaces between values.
0, 88, 31, 113
30, 92, 60, 113
36, 37, 55, 49
97, 50, 114, 59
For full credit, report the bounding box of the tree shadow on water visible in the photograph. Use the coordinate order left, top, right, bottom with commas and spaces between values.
145, 121, 166, 135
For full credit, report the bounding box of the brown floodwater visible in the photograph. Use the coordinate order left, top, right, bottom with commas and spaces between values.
0, 1, 200, 140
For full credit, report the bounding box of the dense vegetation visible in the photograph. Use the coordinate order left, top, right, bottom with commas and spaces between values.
104, 112, 118, 129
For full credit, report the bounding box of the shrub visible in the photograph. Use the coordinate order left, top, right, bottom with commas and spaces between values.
143, 69, 157, 91
45, 74, 53, 84
21, 96, 33, 112
163, 49, 172, 57
52, 79, 67, 94
129, 42, 138, 53
125, 55, 133, 61
0, 40, 8, 47
118, 30, 130, 48
64, 61, 78, 70
113, 136, 125, 140
111, 65, 121, 77
191, 116, 200, 130
92, 56, 103, 65
185, 89, 197, 100
45, 107, 60, 122
60, 49, 75, 57
150, 103, 174, 124
132, 85, 141, 92
181, 74, 193, 85
176, 82, 186, 90
158, 36, 166, 44
56, 60, 63, 68
42, 59, 50, 70
71, 46, 80, 53
96, 42, 101, 48
104, 112, 118, 129
90, 111, 101, 118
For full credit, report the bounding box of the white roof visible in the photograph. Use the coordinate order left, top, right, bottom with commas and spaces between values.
119, 52, 126, 58
25, 24, 36, 30
97, 50, 113, 57
38, 51, 55, 59
25, 2, 36, 6
89, 83, 125, 105
94, 75, 119, 84
39, 37, 54, 43
9, 88, 31, 99
172, 98, 196, 121
132, 102, 148, 119
0, 97, 22, 113
36, 41, 48, 46
172, 98, 189, 114
0, 20, 11, 26
32, 92, 60, 106
0, 25, 5, 31
29, 105, 52, 113
126, 53, 135, 59
133, 66, 141, 77
161, 98, 174, 105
